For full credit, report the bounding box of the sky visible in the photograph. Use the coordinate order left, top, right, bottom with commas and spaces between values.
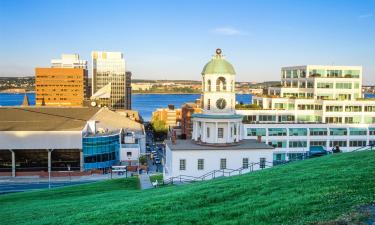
0, 0, 374, 84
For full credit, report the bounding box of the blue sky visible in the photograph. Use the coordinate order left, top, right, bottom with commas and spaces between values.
0, 0, 374, 83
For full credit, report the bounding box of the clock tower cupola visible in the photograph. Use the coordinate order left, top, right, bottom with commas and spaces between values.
191, 49, 243, 145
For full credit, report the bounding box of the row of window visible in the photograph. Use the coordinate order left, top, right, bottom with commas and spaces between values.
267, 140, 372, 148
247, 128, 375, 136
179, 158, 267, 171
282, 69, 360, 78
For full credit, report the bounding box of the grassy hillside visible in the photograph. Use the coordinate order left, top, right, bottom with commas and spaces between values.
1, 151, 375, 225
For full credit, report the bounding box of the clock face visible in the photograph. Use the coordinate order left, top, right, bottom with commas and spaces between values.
216, 98, 226, 110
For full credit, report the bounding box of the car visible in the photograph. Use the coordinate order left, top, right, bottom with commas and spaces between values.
155, 159, 161, 164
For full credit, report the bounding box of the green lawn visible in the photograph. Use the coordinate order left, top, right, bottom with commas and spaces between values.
1, 151, 375, 225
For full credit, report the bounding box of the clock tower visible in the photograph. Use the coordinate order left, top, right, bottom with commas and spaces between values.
191, 49, 243, 145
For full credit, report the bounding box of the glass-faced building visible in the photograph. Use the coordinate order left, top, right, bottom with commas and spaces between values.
91, 51, 131, 109
83, 133, 120, 170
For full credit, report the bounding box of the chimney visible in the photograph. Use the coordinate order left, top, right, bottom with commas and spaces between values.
257, 135, 262, 143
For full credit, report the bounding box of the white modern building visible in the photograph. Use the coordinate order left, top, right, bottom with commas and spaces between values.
239, 65, 375, 161
164, 49, 274, 180
51, 54, 88, 69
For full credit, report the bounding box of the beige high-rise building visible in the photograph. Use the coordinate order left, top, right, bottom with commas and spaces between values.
91, 51, 131, 110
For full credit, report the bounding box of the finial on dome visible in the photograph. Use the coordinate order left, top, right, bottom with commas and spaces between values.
216, 48, 222, 55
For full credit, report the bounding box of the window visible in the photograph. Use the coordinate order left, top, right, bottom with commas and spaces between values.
179, 159, 186, 170
336, 82, 352, 89
268, 141, 286, 148
349, 128, 367, 136
220, 158, 226, 169
310, 141, 327, 147
216, 77, 226, 91
330, 128, 347, 136
127, 152, 132, 157
325, 117, 342, 123
247, 128, 266, 136
207, 127, 210, 138
317, 82, 333, 88
289, 141, 307, 148
273, 153, 286, 161
279, 115, 295, 122
197, 159, 204, 170
365, 106, 375, 112
345, 106, 362, 112
310, 128, 327, 136
369, 128, 375, 135
259, 115, 276, 122
207, 99, 211, 110
260, 158, 266, 169
289, 128, 307, 136
326, 106, 343, 112
349, 140, 366, 147
268, 128, 287, 136
207, 79, 211, 92
330, 140, 347, 147
242, 158, 249, 169
218, 128, 224, 138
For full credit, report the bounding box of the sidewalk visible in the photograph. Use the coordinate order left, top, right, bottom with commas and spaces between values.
139, 174, 153, 190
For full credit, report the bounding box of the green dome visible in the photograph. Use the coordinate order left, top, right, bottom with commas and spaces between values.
201, 49, 236, 75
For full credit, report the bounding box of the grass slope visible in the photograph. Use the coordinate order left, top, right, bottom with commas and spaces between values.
1, 151, 375, 225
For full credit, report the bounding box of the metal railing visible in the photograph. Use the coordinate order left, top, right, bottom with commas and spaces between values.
162, 146, 375, 186
162, 161, 275, 185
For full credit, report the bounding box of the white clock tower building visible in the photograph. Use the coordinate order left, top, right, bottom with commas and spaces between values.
191, 49, 243, 144
163, 49, 274, 181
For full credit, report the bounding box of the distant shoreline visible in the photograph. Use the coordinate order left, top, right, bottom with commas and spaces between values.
133, 92, 200, 95
0, 91, 35, 94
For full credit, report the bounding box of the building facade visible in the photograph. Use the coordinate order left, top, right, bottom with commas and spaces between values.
181, 102, 202, 139
126, 71, 132, 110
0, 107, 145, 177
35, 54, 88, 106
152, 105, 182, 129
239, 65, 375, 159
91, 51, 131, 110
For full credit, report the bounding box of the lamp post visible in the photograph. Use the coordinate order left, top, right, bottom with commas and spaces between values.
48, 149, 55, 189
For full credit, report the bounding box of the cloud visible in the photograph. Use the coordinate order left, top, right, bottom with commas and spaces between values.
358, 13, 373, 19
212, 27, 248, 36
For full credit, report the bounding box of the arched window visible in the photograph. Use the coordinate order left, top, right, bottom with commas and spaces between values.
216, 77, 226, 91
207, 79, 211, 92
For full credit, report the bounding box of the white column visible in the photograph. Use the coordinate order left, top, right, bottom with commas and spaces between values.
80, 150, 84, 172
10, 150, 15, 177
227, 122, 231, 143
215, 122, 218, 143
202, 122, 206, 143
236, 123, 240, 142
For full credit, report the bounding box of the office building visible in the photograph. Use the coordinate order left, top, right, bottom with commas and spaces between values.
91, 51, 131, 110
239, 65, 375, 160
35, 54, 88, 106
